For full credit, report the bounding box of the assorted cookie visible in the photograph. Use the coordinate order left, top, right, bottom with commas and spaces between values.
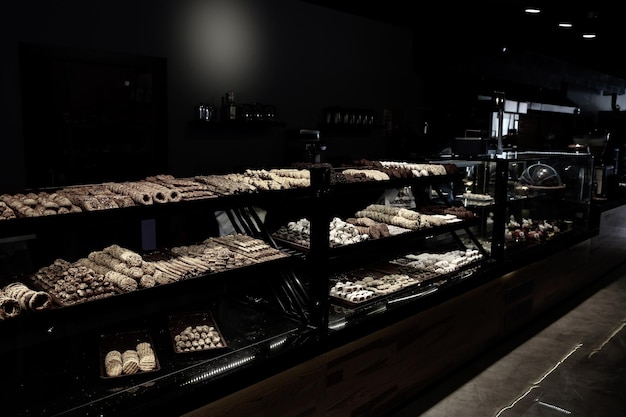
169, 312, 227, 354
100, 333, 159, 379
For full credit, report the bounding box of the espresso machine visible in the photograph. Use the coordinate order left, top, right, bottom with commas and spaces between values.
286, 128, 327, 164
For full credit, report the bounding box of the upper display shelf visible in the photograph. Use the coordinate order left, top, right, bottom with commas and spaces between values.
0, 162, 460, 226
433, 151, 594, 203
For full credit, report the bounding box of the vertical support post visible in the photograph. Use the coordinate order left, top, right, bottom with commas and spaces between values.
308, 166, 331, 331
493, 91, 506, 156
491, 159, 508, 261
141, 218, 157, 251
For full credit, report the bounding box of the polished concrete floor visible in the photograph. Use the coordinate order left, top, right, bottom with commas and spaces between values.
387, 260, 626, 417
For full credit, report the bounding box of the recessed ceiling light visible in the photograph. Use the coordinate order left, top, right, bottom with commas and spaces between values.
558, 22, 573, 28
582, 33, 597, 39
524, 7, 541, 14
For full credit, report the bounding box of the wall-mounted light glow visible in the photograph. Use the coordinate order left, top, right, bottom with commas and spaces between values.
524, 7, 541, 14
175, 0, 269, 90
558, 22, 573, 28
582, 33, 597, 39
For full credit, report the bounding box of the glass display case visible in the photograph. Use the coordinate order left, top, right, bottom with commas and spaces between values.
0, 178, 317, 417
449, 151, 595, 262
269, 163, 493, 335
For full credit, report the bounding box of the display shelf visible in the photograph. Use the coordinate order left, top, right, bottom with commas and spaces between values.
1, 155, 599, 417
436, 152, 595, 262
5, 298, 318, 417
0, 174, 318, 417
330, 219, 482, 262
317, 123, 385, 137
0, 255, 302, 357
0, 188, 312, 240
187, 119, 287, 133
274, 218, 479, 254
288, 165, 492, 337
327, 259, 496, 331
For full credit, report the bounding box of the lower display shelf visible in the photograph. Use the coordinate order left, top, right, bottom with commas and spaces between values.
327, 258, 496, 331
4, 299, 318, 417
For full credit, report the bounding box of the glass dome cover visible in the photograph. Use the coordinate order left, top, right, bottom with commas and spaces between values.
519, 163, 563, 188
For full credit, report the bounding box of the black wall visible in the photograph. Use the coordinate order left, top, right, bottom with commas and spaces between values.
2, 0, 625, 192
1, 0, 425, 191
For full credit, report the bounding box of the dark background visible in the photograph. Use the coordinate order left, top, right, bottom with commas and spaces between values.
2, 0, 626, 192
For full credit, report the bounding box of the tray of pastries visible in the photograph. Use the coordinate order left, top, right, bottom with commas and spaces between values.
99, 330, 160, 379
329, 266, 423, 308
168, 311, 227, 354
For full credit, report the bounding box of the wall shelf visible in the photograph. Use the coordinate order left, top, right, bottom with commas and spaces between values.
188, 120, 286, 129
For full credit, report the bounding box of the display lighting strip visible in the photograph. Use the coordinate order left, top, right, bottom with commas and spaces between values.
328, 319, 347, 330
388, 287, 438, 304
366, 303, 387, 315
180, 355, 255, 387
494, 343, 582, 417
269, 336, 288, 350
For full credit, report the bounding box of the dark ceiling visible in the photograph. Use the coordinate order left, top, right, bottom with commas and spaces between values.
304, 1, 626, 81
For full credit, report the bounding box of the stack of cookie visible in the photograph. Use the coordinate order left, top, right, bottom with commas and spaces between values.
104, 341, 157, 377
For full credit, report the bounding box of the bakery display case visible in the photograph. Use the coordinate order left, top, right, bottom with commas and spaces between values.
0, 155, 597, 417
445, 151, 595, 263
0, 173, 318, 417
268, 162, 494, 335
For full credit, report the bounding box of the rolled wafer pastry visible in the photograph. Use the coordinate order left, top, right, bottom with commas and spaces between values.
130, 181, 168, 204
3, 282, 34, 309
128, 266, 144, 279
106, 271, 138, 292
3, 282, 27, 299
152, 269, 169, 285
0, 295, 21, 319
105, 182, 153, 205
137, 180, 182, 203
28, 291, 53, 311
104, 244, 143, 267
141, 261, 156, 275
139, 275, 156, 288
77, 258, 110, 276
152, 263, 180, 282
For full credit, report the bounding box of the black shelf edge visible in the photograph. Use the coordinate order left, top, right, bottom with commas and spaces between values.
273, 218, 481, 262
187, 120, 286, 129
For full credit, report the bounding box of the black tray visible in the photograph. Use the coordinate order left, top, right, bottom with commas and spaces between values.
168, 311, 228, 354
